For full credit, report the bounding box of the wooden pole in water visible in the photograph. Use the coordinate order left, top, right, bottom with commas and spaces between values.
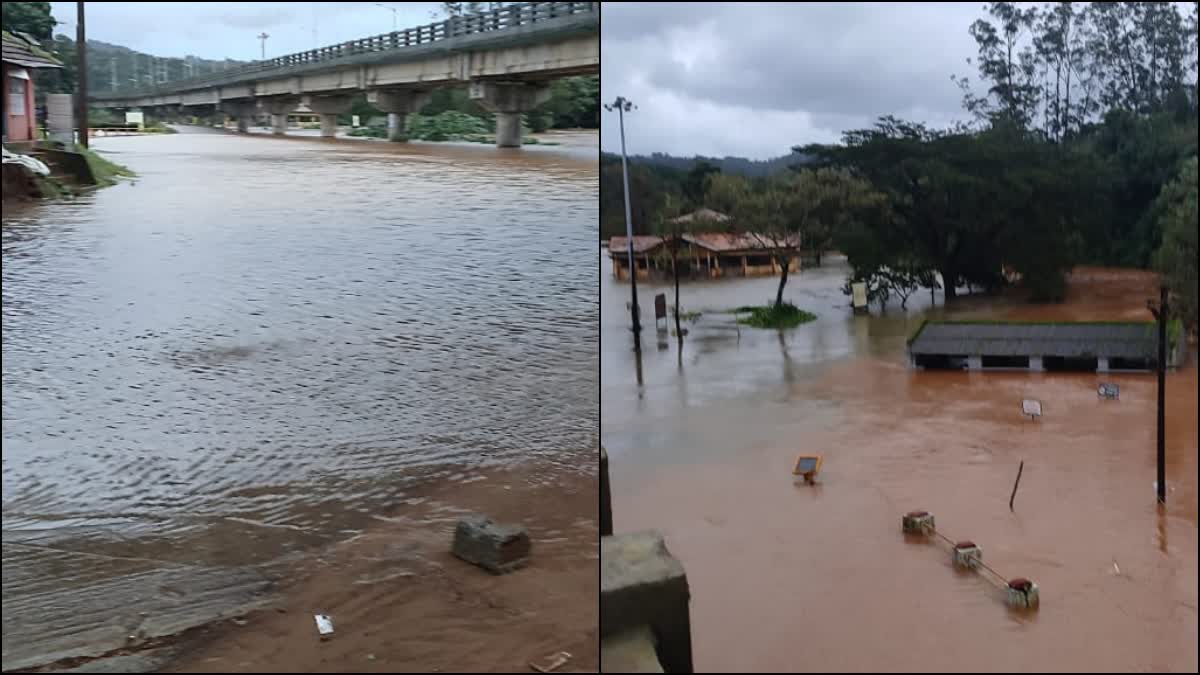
1149, 284, 1169, 505
1009, 460, 1024, 511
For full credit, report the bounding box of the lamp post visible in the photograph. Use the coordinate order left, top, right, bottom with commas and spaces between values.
1147, 284, 1170, 504
257, 32, 270, 60
604, 96, 642, 353
375, 3, 399, 31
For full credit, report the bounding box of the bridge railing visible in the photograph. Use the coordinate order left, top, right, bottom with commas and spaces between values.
95, 2, 597, 100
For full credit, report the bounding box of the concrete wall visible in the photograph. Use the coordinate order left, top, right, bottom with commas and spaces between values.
601, 532, 693, 673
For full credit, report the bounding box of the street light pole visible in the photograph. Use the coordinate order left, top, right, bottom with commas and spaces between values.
605, 96, 642, 353
376, 3, 399, 31
1147, 284, 1170, 505
258, 32, 270, 60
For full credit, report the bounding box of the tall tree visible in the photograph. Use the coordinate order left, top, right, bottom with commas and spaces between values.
1153, 157, 1198, 331
706, 174, 802, 308
959, 2, 1042, 128
2, 1, 56, 40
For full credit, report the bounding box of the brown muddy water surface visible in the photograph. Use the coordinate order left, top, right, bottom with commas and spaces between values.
602, 257, 1197, 672
2, 128, 598, 671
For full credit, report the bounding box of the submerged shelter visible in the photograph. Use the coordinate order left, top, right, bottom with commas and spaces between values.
907, 321, 1182, 372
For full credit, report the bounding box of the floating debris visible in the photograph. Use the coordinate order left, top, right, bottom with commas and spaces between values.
314, 614, 334, 639
1098, 383, 1120, 399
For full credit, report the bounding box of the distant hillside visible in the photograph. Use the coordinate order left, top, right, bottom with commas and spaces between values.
601, 150, 814, 177
43, 33, 248, 96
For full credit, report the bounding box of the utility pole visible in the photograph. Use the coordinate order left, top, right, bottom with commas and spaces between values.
258, 32, 270, 60
109, 57, 117, 92
75, 1, 88, 148
605, 96, 642, 353
1147, 284, 1170, 504
375, 3, 399, 31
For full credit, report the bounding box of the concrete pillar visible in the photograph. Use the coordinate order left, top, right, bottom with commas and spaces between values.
236, 116, 250, 133
261, 97, 300, 136
967, 355, 983, 371
601, 531, 693, 674
368, 89, 432, 142
494, 112, 523, 148
1097, 357, 1110, 373
319, 113, 338, 138
302, 95, 353, 138
1029, 356, 1044, 372
467, 81, 551, 148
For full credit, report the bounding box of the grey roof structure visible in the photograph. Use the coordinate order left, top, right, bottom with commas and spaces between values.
908, 321, 1161, 359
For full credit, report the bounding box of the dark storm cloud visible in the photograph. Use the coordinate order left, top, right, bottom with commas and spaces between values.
601, 2, 987, 159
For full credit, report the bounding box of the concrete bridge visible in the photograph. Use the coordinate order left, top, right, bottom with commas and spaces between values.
90, 2, 597, 147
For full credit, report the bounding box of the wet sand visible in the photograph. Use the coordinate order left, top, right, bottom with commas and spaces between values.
606, 266, 1198, 672
163, 464, 598, 673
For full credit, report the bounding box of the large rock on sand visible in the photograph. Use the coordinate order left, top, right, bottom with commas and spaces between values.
452, 515, 531, 574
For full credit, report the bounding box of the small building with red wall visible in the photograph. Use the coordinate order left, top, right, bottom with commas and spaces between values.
3, 31, 63, 143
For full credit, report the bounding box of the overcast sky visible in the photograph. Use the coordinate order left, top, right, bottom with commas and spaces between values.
49, 2, 443, 62
601, 2, 989, 159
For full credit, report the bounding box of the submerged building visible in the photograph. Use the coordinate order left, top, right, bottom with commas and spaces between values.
907, 321, 1182, 372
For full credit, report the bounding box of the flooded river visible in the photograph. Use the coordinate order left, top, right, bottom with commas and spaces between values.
601, 254, 1198, 672
1, 128, 597, 670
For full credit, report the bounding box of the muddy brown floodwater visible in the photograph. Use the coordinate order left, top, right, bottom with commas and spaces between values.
602, 257, 1197, 672
2, 127, 598, 672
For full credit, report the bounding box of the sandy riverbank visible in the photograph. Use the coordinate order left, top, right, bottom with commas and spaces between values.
156, 464, 599, 673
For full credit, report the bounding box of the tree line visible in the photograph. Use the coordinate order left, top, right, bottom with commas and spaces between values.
602, 1, 1197, 331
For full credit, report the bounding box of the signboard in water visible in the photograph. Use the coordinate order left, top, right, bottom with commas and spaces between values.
654, 293, 667, 320
851, 282, 868, 309
125, 111, 144, 127
1022, 399, 1042, 418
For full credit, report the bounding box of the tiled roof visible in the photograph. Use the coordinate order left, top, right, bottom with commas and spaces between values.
608, 232, 800, 255
908, 321, 1160, 359
607, 235, 665, 254
669, 208, 730, 224
2, 31, 63, 69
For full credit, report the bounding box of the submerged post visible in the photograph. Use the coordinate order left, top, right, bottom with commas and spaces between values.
600, 446, 613, 537
1148, 284, 1169, 504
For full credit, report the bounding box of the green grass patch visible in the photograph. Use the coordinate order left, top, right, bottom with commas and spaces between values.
733, 302, 817, 329
81, 147, 135, 187
675, 310, 703, 323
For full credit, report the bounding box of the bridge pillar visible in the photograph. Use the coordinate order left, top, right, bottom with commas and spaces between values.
367, 89, 432, 142
303, 95, 354, 138
468, 81, 551, 148
219, 99, 259, 134
261, 97, 300, 136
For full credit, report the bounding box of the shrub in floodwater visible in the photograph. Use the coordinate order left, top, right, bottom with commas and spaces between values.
734, 301, 817, 329
406, 111, 491, 141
